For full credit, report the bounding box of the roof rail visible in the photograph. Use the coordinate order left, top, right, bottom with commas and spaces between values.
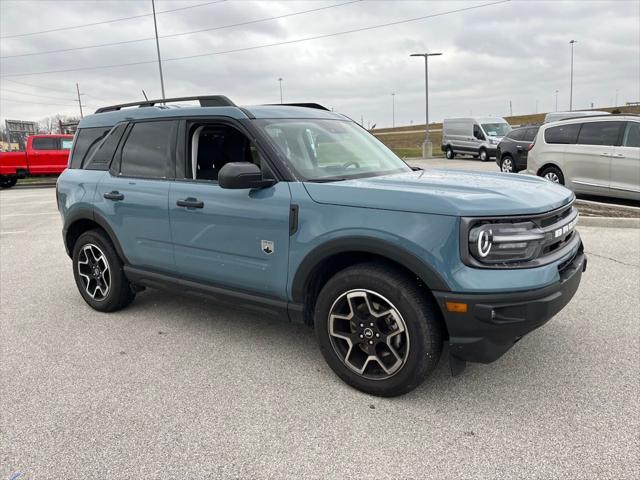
95, 95, 236, 113
265, 103, 330, 111
559, 113, 639, 122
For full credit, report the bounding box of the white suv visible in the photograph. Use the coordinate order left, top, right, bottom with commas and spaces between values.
527, 115, 640, 201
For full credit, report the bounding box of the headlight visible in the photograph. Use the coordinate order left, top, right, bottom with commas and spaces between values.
489, 138, 499, 145
469, 221, 545, 264
461, 206, 579, 268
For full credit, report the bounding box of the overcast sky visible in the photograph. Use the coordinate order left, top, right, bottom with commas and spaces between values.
1, 0, 638, 128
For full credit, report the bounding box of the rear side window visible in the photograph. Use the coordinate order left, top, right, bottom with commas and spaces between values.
32, 137, 59, 150
119, 121, 177, 178
69, 127, 110, 169
524, 128, 539, 142
508, 129, 524, 141
576, 121, 624, 146
544, 124, 581, 144
623, 122, 640, 148
84, 123, 127, 171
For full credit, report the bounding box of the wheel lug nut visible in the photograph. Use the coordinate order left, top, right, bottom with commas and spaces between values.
359, 334, 364, 339
359, 323, 364, 327
369, 340, 374, 345
376, 333, 380, 338
370, 322, 374, 326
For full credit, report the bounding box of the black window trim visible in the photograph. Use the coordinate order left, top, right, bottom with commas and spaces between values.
112, 118, 179, 181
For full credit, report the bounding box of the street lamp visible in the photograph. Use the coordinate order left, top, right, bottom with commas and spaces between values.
555, 89, 559, 112
410, 52, 442, 158
569, 40, 577, 111
278, 77, 283, 104
391, 93, 396, 127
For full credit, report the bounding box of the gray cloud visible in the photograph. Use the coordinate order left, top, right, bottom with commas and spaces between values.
1, 0, 638, 128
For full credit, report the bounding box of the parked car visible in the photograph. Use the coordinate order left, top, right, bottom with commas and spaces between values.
527, 114, 640, 201
57, 96, 586, 397
496, 125, 540, 173
544, 110, 610, 124
0, 134, 73, 188
442, 117, 512, 161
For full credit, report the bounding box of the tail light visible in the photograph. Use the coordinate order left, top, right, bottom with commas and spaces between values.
527, 142, 535, 151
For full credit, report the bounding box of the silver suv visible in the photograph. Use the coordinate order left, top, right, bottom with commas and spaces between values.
527, 115, 640, 201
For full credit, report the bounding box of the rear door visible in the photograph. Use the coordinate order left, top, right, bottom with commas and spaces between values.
563, 121, 622, 195
94, 120, 177, 273
611, 121, 640, 199
168, 119, 291, 299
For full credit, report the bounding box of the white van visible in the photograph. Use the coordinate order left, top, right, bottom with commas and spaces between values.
441, 117, 511, 161
543, 110, 610, 124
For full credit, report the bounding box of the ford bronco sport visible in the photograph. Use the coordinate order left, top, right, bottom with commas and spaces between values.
57, 96, 586, 397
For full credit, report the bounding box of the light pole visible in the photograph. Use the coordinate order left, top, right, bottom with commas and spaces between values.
569, 40, 577, 111
278, 78, 283, 104
615, 89, 619, 106
410, 52, 442, 158
555, 89, 559, 112
391, 93, 396, 127
75, 82, 85, 118
151, 0, 166, 100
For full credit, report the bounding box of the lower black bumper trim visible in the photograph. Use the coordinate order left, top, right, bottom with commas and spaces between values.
433, 249, 586, 364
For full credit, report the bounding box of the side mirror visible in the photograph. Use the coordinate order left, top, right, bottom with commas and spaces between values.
218, 162, 275, 189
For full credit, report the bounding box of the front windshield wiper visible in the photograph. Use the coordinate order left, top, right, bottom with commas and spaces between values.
306, 177, 349, 183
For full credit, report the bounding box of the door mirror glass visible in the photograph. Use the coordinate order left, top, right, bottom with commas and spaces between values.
218, 162, 275, 189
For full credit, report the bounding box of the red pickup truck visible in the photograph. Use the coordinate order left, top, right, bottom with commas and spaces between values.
1, 134, 73, 188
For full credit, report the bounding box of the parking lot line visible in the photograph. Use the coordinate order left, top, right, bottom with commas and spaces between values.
0, 212, 59, 218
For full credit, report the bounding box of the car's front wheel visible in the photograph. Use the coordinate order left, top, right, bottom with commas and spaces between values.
314, 263, 442, 397
500, 155, 514, 173
72, 229, 135, 312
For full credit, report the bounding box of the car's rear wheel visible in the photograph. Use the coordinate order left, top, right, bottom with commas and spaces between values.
500, 155, 514, 173
540, 165, 565, 185
445, 146, 455, 159
479, 148, 489, 162
72, 229, 135, 312
314, 263, 442, 397
0, 175, 17, 188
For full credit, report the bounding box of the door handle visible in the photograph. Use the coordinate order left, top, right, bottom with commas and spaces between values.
176, 197, 204, 209
613, 153, 625, 158
103, 191, 124, 201
599, 153, 611, 157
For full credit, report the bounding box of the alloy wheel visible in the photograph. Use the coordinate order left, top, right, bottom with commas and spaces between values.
544, 172, 560, 183
501, 157, 513, 172
328, 289, 409, 380
77, 243, 111, 301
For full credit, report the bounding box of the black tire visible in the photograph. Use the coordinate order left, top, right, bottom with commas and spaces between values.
314, 262, 442, 397
72, 228, 135, 312
500, 155, 515, 173
0, 176, 17, 189
479, 148, 489, 162
445, 146, 455, 159
539, 165, 565, 185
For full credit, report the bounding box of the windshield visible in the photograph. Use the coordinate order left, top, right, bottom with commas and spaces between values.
481, 123, 511, 137
255, 118, 411, 181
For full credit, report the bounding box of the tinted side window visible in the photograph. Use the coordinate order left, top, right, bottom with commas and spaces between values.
577, 121, 624, 146
85, 124, 127, 171
473, 124, 485, 140
32, 137, 59, 150
69, 127, 110, 169
524, 128, 539, 142
622, 122, 640, 148
508, 129, 523, 141
544, 124, 581, 144
61, 139, 73, 150
120, 121, 177, 178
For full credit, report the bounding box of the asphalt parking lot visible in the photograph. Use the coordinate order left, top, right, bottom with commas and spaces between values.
1, 186, 639, 479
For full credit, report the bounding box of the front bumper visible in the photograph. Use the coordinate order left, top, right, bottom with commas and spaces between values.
433, 246, 586, 364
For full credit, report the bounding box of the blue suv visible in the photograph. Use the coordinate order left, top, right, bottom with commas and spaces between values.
57, 96, 586, 397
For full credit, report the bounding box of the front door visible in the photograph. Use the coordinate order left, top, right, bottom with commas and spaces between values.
169, 121, 291, 299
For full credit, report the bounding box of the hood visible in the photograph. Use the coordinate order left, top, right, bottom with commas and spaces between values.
303, 169, 574, 217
